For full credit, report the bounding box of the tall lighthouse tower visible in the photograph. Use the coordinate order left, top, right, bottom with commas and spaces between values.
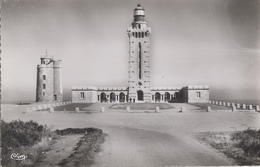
127, 4, 152, 102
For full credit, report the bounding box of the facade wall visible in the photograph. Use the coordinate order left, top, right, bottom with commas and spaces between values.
72, 87, 128, 103
72, 90, 97, 103
53, 60, 63, 102
36, 64, 54, 102
181, 86, 209, 103
71, 86, 209, 104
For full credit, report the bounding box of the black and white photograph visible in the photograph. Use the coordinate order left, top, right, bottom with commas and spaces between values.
1, 0, 260, 166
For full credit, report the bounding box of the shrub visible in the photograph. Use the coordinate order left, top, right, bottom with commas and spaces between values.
1, 120, 57, 167
231, 128, 260, 157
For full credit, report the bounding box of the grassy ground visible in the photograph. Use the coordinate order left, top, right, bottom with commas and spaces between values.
196, 129, 260, 165
110, 103, 174, 110
54, 103, 93, 111
58, 128, 106, 166
191, 103, 231, 110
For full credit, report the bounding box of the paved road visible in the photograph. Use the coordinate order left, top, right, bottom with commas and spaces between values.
2, 103, 260, 166
93, 126, 233, 166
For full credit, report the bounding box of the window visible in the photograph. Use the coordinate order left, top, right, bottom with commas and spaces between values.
43, 84, 46, 89
43, 92, 45, 96
80, 92, 85, 99
197, 92, 201, 98
43, 75, 46, 80
144, 41, 147, 43
98, 95, 100, 101
132, 51, 134, 53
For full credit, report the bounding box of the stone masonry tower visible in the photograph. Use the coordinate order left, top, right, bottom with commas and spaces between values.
127, 4, 152, 102
36, 51, 62, 102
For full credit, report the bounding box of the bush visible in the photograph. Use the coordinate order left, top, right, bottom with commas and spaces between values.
1, 120, 57, 167
231, 128, 260, 157
1, 120, 45, 150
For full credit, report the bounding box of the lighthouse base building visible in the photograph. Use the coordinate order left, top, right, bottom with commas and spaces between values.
71, 4, 209, 104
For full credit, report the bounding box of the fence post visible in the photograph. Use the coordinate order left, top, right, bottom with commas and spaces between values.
232, 106, 236, 112
181, 106, 185, 112
155, 106, 160, 113
75, 107, 79, 113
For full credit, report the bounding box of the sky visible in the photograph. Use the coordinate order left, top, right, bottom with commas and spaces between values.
2, 0, 260, 102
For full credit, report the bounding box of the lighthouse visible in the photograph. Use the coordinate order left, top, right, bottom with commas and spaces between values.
127, 4, 152, 102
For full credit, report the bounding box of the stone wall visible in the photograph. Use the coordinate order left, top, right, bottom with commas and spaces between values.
181, 85, 209, 103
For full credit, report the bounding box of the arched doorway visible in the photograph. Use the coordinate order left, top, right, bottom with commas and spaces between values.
137, 90, 143, 101
101, 92, 106, 102
119, 92, 125, 102
164, 92, 170, 102
110, 92, 116, 102
155, 92, 161, 102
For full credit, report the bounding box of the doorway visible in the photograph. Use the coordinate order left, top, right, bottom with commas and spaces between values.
137, 90, 144, 101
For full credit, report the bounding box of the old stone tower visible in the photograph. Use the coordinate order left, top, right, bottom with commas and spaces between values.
127, 4, 152, 102
36, 51, 62, 102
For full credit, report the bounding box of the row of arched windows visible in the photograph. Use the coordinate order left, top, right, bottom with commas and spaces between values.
99, 92, 126, 103
132, 32, 149, 38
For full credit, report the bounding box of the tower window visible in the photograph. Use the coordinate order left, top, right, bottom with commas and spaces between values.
80, 92, 85, 99
43, 84, 46, 89
43, 75, 46, 80
43, 92, 45, 96
138, 24, 141, 29
197, 92, 201, 98
142, 32, 144, 38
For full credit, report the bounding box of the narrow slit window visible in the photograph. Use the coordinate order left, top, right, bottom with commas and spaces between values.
139, 42, 142, 79
43, 84, 46, 89
80, 92, 85, 99
197, 92, 201, 98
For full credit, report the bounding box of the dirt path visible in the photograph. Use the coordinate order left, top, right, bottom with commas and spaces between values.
37, 135, 83, 167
